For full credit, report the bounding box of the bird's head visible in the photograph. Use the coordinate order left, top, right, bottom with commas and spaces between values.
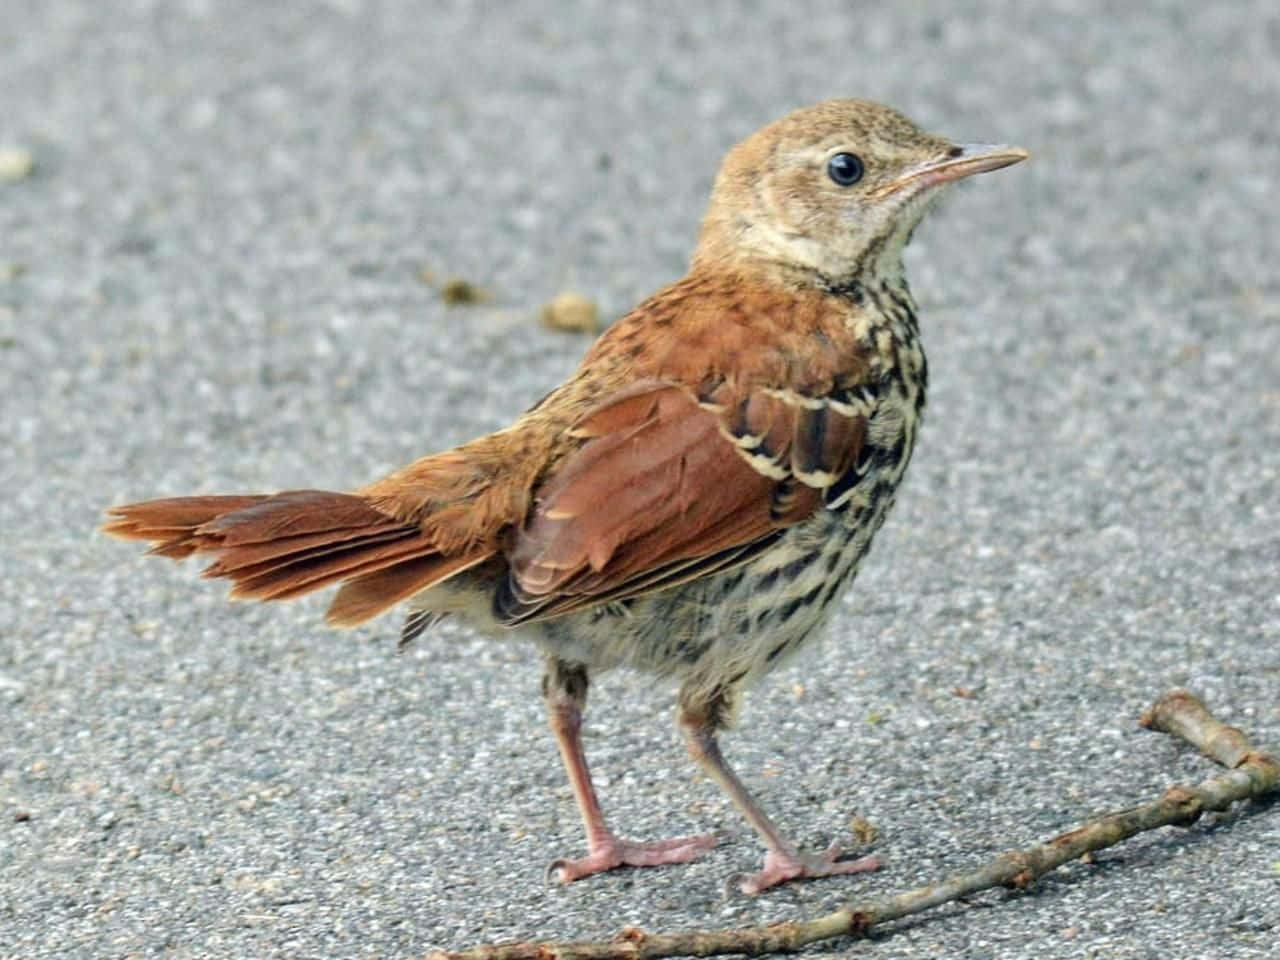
693, 99, 1027, 286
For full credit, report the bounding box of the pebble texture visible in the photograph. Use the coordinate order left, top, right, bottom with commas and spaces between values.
2, 2, 1278, 957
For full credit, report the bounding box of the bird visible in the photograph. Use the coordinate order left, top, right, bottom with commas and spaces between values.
103, 99, 1027, 894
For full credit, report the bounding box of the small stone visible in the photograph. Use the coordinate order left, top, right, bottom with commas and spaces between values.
439, 278, 489, 304
0, 671, 26, 699
0, 146, 35, 182
541, 291, 600, 333
419, 267, 491, 305
849, 815, 878, 845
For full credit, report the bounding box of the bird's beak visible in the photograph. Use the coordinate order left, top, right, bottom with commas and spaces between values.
873, 143, 1029, 198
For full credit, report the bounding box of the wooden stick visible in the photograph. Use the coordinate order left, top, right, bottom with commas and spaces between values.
429, 689, 1279, 960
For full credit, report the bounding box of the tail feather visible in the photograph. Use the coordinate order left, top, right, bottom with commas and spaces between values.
328, 551, 491, 627
199, 490, 394, 544
103, 495, 271, 558
229, 529, 438, 602
103, 489, 495, 626
203, 526, 412, 578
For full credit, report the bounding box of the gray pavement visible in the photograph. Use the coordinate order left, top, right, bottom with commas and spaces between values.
2, 2, 1278, 957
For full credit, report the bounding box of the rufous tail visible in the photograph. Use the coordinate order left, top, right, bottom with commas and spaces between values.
102, 490, 491, 627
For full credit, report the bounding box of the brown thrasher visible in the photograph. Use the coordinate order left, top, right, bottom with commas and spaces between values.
104, 99, 1026, 894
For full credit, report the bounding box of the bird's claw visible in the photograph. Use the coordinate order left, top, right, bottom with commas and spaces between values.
735, 842, 882, 895
545, 857, 570, 884
547, 833, 717, 884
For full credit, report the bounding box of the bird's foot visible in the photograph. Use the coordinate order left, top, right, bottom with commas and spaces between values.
737, 842, 882, 895
549, 832, 717, 883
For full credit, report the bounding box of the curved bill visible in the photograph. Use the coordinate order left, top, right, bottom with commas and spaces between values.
874, 143, 1029, 198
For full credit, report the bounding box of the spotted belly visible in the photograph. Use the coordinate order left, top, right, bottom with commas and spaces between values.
534, 421, 913, 697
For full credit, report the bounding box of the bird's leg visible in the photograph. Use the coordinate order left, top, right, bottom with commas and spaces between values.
678, 685, 881, 895
543, 657, 716, 883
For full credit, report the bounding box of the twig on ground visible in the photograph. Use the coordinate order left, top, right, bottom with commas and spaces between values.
429, 689, 1279, 960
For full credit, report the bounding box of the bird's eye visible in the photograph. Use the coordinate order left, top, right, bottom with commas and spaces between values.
827, 152, 864, 186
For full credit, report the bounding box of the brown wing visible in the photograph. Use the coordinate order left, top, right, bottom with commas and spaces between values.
498, 378, 869, 623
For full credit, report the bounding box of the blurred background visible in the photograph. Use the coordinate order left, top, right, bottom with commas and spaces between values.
2, 2, 1277, 957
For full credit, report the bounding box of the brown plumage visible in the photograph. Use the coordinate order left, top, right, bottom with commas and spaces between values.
104, 99, 1026, 893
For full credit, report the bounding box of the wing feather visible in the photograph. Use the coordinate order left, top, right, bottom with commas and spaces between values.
502, 379, 869, 623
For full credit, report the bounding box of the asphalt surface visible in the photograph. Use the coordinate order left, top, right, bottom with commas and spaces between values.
3, 2, 1278, 958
